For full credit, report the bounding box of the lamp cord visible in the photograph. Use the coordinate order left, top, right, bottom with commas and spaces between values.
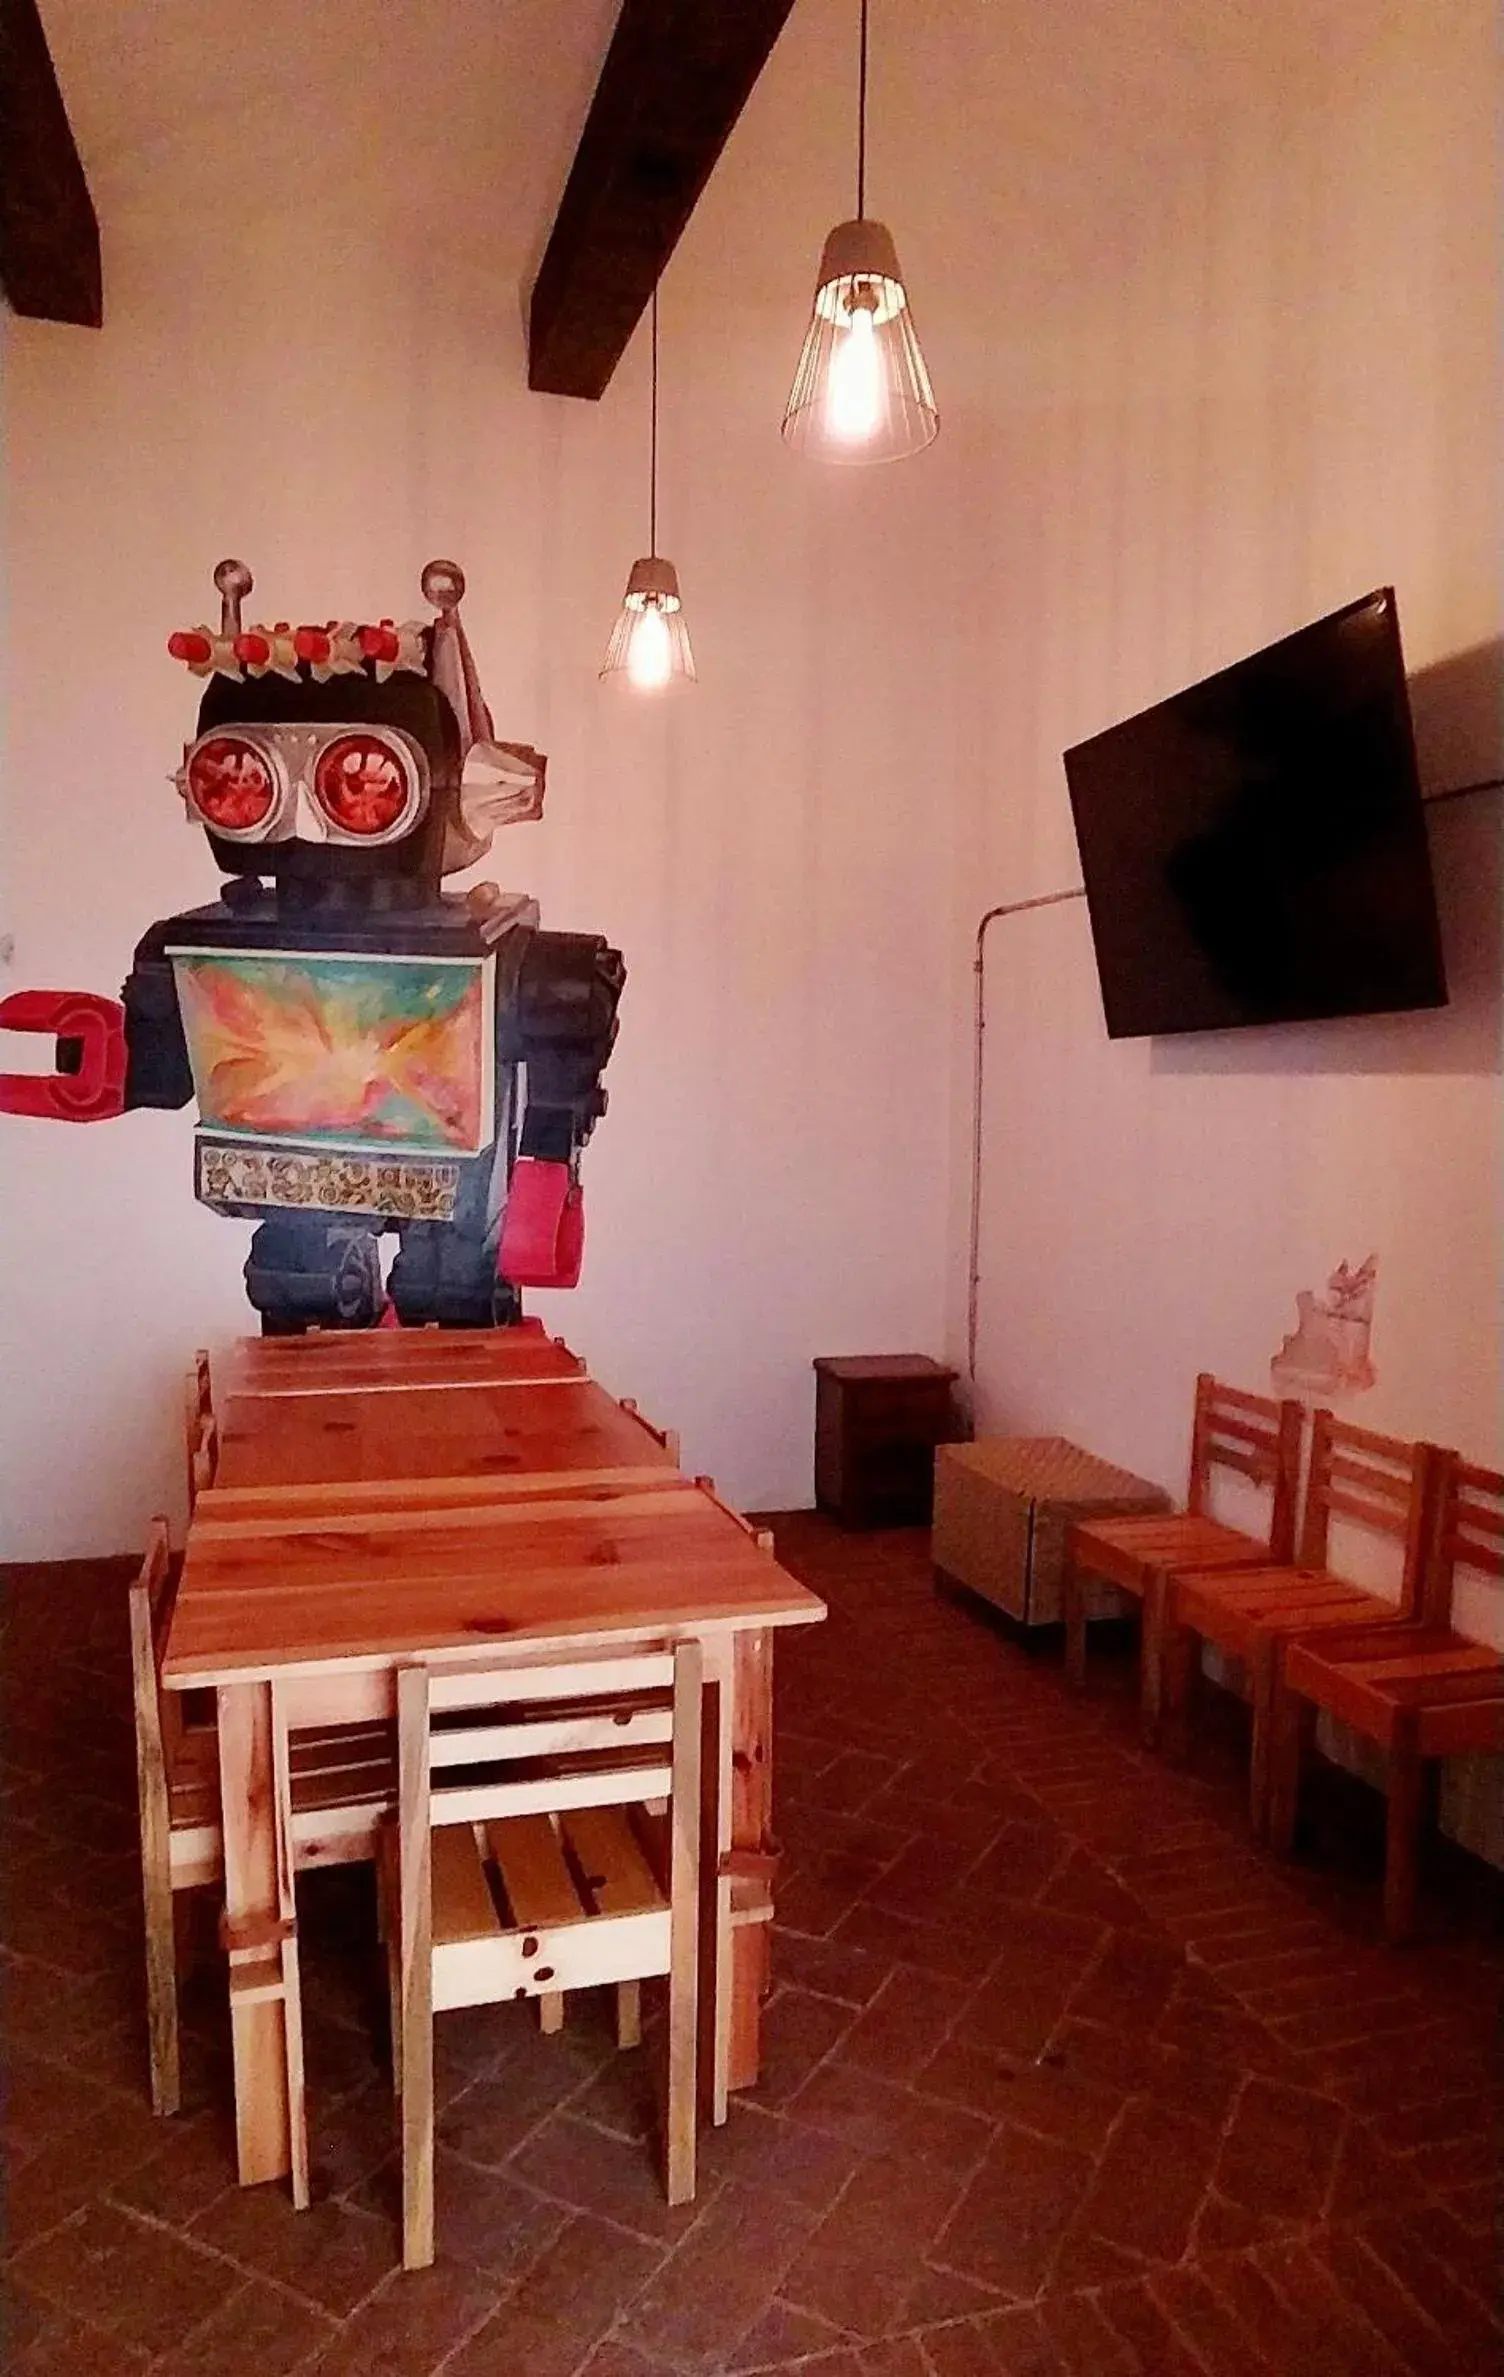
856, 0, 868, 219
649, 283, 658, 559
1424, 773, 1504, 805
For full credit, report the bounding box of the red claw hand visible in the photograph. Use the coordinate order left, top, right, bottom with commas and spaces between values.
498, 1158, 585, 1289
0, 990, 128, 1120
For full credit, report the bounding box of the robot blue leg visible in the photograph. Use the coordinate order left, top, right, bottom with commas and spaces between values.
244, 1215, 385, 1334
385, 1221, 520, 1329
385, 1147, 518, 1329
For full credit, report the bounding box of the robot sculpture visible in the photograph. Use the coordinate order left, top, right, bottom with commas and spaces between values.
0, 560, 624, 1331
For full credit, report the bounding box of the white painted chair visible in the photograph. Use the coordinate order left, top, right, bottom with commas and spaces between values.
130, 1518, 396, 2157
387, 1640, 703, 2269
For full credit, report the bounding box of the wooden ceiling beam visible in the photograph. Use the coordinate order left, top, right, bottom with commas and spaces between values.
0, 0, 101, 327
528, 0, 795, 400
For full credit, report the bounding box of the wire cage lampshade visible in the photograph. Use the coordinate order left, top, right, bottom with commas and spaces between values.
601, 284, 696, 690
782, 0, 937, 463
600, 554, 696, 690
782, 215, 936, 462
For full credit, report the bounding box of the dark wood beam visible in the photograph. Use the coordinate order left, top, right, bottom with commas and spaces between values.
0, 0, 101, 327
528, 0, 795, 400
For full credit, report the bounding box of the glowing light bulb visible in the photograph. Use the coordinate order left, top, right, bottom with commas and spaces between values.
825, 297, 882, 444
627, 601, 673, 691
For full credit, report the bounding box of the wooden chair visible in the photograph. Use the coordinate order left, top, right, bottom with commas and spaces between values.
1062, 1375, 1304, 1738
619, 1396, 681, 1465
130, 1520, 396, 2140
1159, 1418, 1447, 1832
387, 1641, 702, 2269
1266, 1451, 1504, 1941
184, 1350, 214, 1514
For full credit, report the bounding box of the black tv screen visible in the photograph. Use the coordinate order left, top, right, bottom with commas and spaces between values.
1063, 590, 1449, 1038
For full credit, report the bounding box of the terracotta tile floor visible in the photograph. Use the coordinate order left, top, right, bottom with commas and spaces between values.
3, 1518, 1501, 2373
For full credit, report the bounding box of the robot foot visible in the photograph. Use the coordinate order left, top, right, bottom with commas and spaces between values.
245, 1218, 385, 1334
387, 1223, 521, 1329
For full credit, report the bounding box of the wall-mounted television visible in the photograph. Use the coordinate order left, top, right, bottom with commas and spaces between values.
1063, 589, 1449, 1039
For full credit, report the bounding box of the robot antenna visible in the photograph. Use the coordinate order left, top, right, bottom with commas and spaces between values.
421, 559, 466, 613
213, 558, 254, 635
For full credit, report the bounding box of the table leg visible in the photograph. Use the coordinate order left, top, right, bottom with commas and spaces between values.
697, 1637, 735, 2127
726, 1628, 776, 2097
217, 1681, 292, 2186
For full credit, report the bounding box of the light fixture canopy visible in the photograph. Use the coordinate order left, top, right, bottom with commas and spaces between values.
601, 288, 696, 690
782, 0, 937, 463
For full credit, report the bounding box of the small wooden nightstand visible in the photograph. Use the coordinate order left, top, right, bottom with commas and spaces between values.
813, 1354, 959, 1528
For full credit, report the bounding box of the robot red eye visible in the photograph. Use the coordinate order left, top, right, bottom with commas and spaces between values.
312, 734, 418, 839
185, 735, 278, 834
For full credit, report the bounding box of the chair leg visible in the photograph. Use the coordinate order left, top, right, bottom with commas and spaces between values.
539, 1992, 565, 2036
1064, 1566, 1088, 1688
378, 1832, 402, 2098
665, 1640, 702, 2206
665, 1937, 697, 2206
1265, 1684, 1311, 1858
616, 1979, 642, 2051
1248, 1639, 1278, 1838
280, 1930, 310, 2212
1140, 1572, 1167, 1748
1159, 1619, 1197, 1764
1383, 1717, 1428, 1946
142, 1871, 182, 2118
400, 1832, 434, 2270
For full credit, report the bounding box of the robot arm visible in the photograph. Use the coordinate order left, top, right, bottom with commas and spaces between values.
119, 925, 195, 1109
0, 923, 193, 1121
497, 929, 625, 1289
0, 989, 128, 1119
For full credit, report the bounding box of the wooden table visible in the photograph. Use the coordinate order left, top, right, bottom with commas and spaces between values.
224, 1318, 587, 1397
167, 1366, 824, 2191
214, 1376, 680, 1493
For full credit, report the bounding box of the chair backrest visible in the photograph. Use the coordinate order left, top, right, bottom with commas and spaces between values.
1420, 1451, 1504, 1628
399, 1643, 701, 1838
1297, 1413, 1447, 1615
188, 1411, 218, 1511
619, 1397, 681, 1466
1186, 1374, 1304, 1557
693, 1475, 777, 1555
184, 1351, 211, 1500
129, 1517, 177, 1813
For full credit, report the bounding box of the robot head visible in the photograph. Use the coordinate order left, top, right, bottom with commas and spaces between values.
169, 560, 544, 909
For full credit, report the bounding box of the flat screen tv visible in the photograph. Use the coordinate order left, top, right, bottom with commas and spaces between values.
1063, 589, 1449, 1038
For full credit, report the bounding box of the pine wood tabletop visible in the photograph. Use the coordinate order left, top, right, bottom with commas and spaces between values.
163, 1480, 824, 1686
212, 1376, 677, 1491
224, 1321, 587, 1398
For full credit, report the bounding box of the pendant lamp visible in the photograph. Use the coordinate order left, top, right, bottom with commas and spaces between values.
601, 285, 696, 689
782, 0, 937, 462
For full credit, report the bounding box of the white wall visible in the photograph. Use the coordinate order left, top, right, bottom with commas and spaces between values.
937, 0, 1504, 1645
3, 0, 1499, 1601
0, 0, 956, 1554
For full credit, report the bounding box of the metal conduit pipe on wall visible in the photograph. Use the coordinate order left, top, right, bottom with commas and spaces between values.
961, 777, 1502, 1407
965, 887, 1086, 1401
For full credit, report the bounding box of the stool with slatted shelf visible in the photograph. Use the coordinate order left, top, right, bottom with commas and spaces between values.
1265, 1451, 1504, 1942
1158, 1417, 1447, 1831
1062, 1375, 1303, 1741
